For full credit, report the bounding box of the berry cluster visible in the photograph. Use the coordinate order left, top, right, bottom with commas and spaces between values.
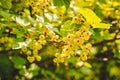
21, 34, 46, 63
98, 1, 120, 19
27, 0, 50, 15
72, 14, 84, 24
0, 37, 13, 51
53, 24, 92, 64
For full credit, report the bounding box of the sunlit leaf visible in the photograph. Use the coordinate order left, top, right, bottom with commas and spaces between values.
92, 23, 111, 29
84, 62, 92, 68
74, 0, 88, 8
110, 67, 120, 76
79, 8, 110, 29
79, 8, 101, 23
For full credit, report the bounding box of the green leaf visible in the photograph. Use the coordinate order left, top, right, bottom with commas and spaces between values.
29, 70, 39, 76
92, 29, 103, 42
0, 54, 12, 66
0, 0, 12, 9
28, 63, 40, 76
94, 5, 104, 19
53, 0, 64, 6
0, 10, 11, 19
12, 38, 24, 49
12, 43, 19, 49
53, 0, 70, 10
14, 64, 23, 69
81, 67, 92, 75
66, 57, 77, 64
11, 56, 27, 69
41, 69, 55, 78
44, 15, 50, 22
92, 23, 111, 29
11, 1, 27, 12
0, 54, 13, 79
29, 63, 40, 71
14, 38, 24, 43
63, 0, 70, 10
0, 21, 16, 26
68, 69, 78, 76
19, 69, 26, 75
60, 20, 73, 36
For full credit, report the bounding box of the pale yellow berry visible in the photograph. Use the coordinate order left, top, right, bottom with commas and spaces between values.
55, 53, 60, 57
27, 56, 35, 63
37, 44, 42, 50
26, 50, 32, 55
53, 58, 58, 63
33, 49, 38, 55
59, 57, 65, 63
72, 16, 79, 24
36, 55, 42, 61
21, 46, 27, 52
41, 40, 46, 45
86, 43, 92, 49
39, 35, 45, 40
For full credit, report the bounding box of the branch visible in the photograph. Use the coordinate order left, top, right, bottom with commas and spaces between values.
92, 37, 120, 46
37, 57, 54, 67
88, 57, 120, 62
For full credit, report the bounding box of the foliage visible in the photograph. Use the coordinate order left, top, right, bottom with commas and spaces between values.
0, 0, 120, 80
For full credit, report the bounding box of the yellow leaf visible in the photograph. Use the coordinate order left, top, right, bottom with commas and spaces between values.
92, 23, 110, 29
78, 8, 110, 29
78, 8, 101, 23
84, 62, 92, 68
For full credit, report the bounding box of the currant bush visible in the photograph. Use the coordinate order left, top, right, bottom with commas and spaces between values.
1, 0, 119, 79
